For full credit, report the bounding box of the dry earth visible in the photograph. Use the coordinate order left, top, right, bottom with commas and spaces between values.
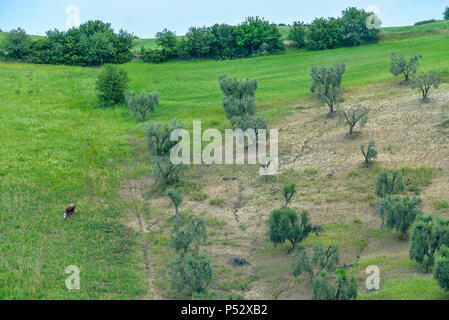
121, 82, 449, 300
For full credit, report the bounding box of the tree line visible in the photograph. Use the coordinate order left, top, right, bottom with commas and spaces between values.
1, 7, 380, 66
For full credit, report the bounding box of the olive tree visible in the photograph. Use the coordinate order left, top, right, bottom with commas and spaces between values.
410, 70, 441, 102
337, 105, 369, 136
219, 74, 257, 121
268, 208, 312, 252
310, 64, 346, 114
410, 215, 449, 270
434, 245, 449, 291
375, 170, 405, 198
166, 188, 183, 220
360, 141, 378, 167
125, 90, 159, 121
169, 253, 213, 296
171, 215, 207, 255
389, 52, 422, 83
282, 182, 296, 207
376, 195, 422, 239
145, 121, 184, 157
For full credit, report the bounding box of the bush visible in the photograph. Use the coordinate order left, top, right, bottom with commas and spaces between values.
234, 17, 284, 56
310, 64, 345, 114
410, 70, 441, 102
268, 208, 312, 252
415, 19, 439, 26
340, 7, 380, 47
376, 195, 422, 239
390, 52, 422, 83
337, 105, 369, 136
434, 245, 449, 291
360, 141, 378, 167
169, 253, 213, 296
0, 27, 31, 59
288, 22, 306, 48
375, 170, 405, 198
306, 17, 342, 51
155, 28, 178, 58
31, 20, 134, 66
125, 90, 159, 121
140, 47, 166, 63
95, 64, 129, 105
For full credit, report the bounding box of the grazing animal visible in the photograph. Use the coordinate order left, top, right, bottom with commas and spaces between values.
63, 204, 76, 219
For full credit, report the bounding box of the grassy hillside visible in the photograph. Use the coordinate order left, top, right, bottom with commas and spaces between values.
2, 24, 449, 299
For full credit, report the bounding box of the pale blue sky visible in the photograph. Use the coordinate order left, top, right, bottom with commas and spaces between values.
0, 0, 448, 38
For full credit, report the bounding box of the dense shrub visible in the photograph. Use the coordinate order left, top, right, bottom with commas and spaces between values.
31, 20, 134, 66
95, 65, 129, 105
376, 195, 422, 239
375, 170, 405, 198
410, 70, 441, 102
125, 90, 159, 121
0, 27, 31, 59
140, 47, 166, 63
434, 245, 449, 291
410, 215, 449, 270
155, 28, 178, 58
288, 21, 306, 48
268, 208, 312, 251
310, 64, 345, 114
306, 17, 342, 51
340, 7, 380, 47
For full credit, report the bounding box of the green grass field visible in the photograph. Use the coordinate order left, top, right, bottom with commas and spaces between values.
2, 21, 449, 299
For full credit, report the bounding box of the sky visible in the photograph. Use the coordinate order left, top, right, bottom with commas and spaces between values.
0, 0, 448, 38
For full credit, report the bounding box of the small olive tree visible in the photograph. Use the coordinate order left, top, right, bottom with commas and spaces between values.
145, 121, 184, 157
310, 64, 346, 114
171, 215, 207, 255
268, 208, 312, 252
375, 170, 405, 198
219, 74, 257, 121
125, 90, 159, 120
410, 70, 441, 102
169, 253, 213, 296
360, 141, 377, 167
337, 105, 369, 136
389, 52, 422, 83
376, 195, 422, 239
166, 188, 183, 220
282, 182, 296, 207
